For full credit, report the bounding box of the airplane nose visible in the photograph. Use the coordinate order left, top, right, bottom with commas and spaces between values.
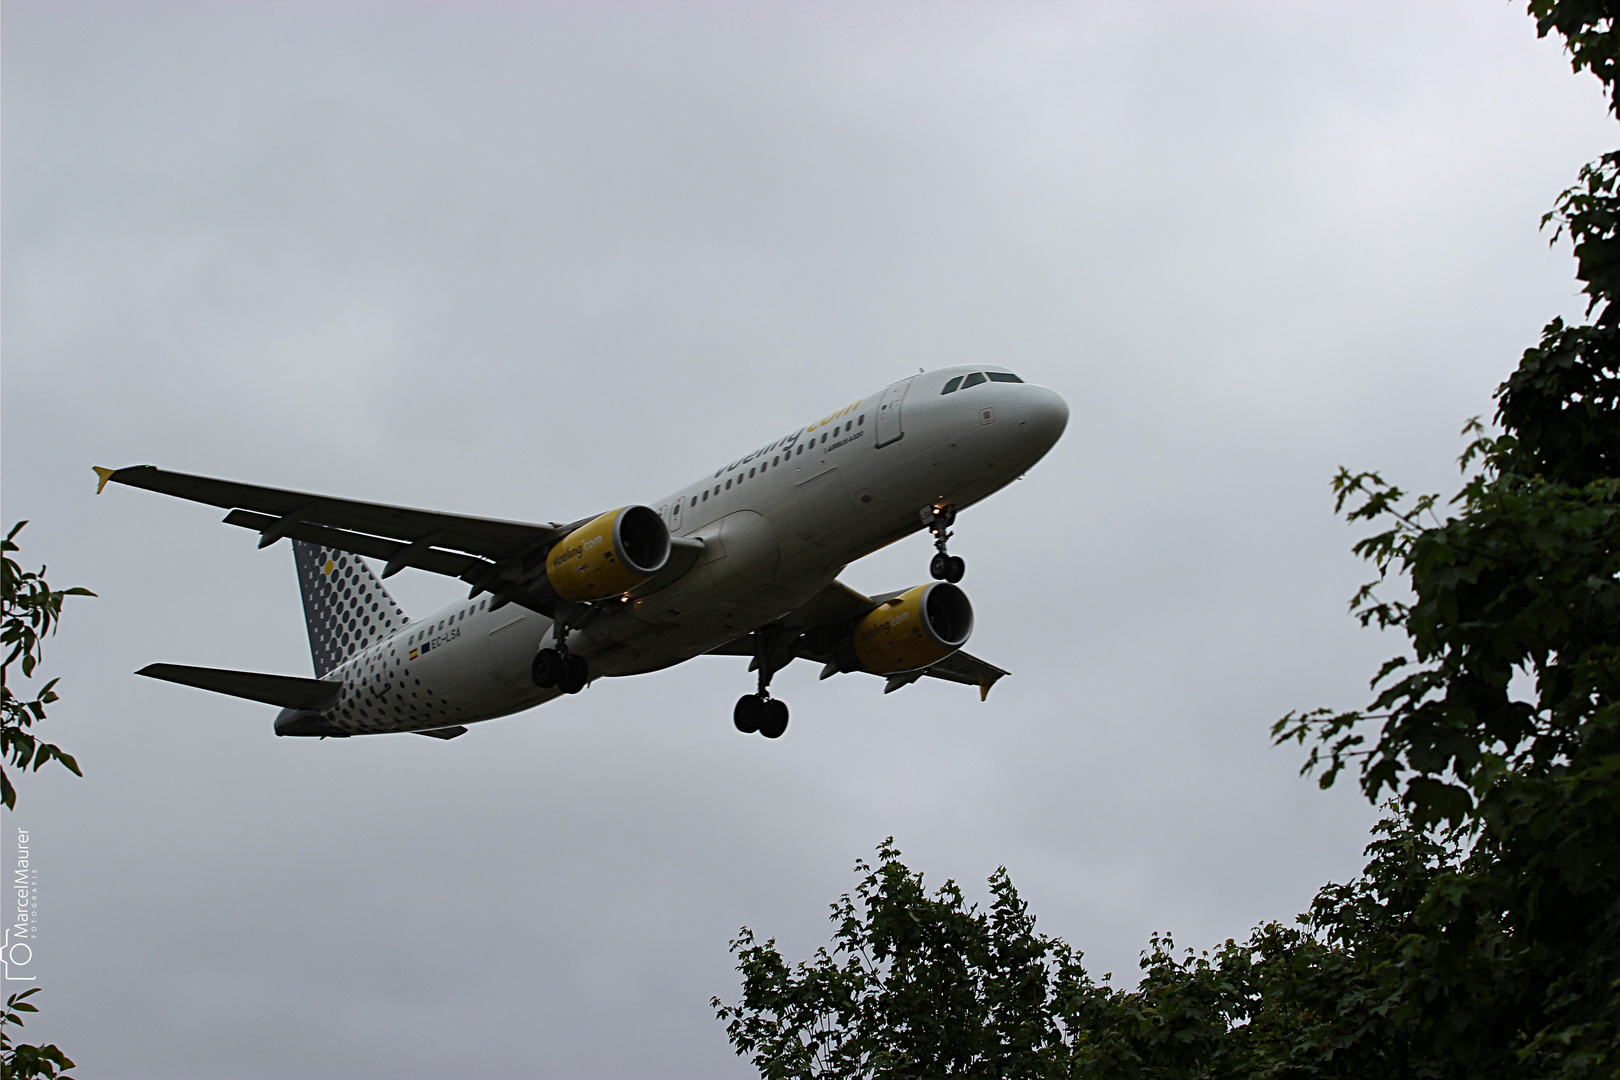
1010, 384, 1069, 454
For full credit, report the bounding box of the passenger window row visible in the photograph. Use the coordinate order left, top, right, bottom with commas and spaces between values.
685, 413, 868, 508
941, 371, 1023, 394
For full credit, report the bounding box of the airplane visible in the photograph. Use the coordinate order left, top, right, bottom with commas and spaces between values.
95, 365, 1068, 741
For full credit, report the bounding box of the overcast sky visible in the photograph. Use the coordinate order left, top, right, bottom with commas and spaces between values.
3, 2, 1614, 1077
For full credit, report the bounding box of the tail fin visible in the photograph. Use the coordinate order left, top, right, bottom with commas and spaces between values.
292, 541, 410, 676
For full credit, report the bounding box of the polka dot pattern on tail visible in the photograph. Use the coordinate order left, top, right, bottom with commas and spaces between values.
292, 540, 410, 677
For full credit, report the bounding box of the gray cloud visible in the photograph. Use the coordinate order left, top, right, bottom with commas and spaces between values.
3, 2, 1613, 1076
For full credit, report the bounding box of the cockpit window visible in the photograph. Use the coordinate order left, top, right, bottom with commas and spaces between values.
961, 372, 987, 389
987, 372, 1024, 383
941, 376, 963, 395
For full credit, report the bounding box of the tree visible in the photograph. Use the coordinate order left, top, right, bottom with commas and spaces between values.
1270, 3, 1620, 1073
714, 838, 1093, 1079
2, 522, 89, 811
719, 4, 1620, 1076
715, 825, 1463, 1079
1, 991, 75, 1080
1, 522, 88, 1079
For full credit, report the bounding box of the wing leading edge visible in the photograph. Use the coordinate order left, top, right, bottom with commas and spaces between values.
95, 464, 569, 592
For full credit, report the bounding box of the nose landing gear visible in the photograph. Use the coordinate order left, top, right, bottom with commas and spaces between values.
927, 504, 965, 583
531, 619, 589, 694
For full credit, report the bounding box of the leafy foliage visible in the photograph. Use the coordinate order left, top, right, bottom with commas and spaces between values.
0, 991, 74, 1080
716, 828, 1461, 1079
1265, 4, 1620, 1075
1, 522, 91, 811
715, 839, 1092, 1078
723, 4, 1620, 1076
1, 524, 89, 1078
1532, 0, 1620, 119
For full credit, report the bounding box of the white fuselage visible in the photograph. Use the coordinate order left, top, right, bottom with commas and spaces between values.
316, 366, 1068, 735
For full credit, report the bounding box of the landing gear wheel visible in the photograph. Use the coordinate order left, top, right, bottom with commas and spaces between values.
759, 698, 789, 739
927, 504, 962, 584
734, 694, 764, 733
559, 653, 589, 695
531, 648, 563, 688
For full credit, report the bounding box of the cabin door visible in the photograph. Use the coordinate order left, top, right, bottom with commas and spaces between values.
874, 377, 913, 448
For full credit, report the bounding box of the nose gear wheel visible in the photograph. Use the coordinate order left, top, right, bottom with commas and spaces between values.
927, 504, 964, 582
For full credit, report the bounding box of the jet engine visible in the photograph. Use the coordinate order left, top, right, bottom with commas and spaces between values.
847, 582, 974, 675
544, 505, 671, 602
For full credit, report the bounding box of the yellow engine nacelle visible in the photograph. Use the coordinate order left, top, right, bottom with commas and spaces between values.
851, 582, 974, 675
545, 506, 671, 602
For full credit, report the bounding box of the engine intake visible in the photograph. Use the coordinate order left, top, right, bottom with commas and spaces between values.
545, 505, 671, 602
850, 582, 973, 675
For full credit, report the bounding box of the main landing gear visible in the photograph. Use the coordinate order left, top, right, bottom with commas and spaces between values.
531, 620, 588, 694
928, 503, 965, 583
734, 693, 788, 739
735, 633, 790, 738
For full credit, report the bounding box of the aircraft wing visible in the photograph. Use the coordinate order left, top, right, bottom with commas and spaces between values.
902, 649, 1010, 700
712, 579, 1010, 699
95, 464, 570, 588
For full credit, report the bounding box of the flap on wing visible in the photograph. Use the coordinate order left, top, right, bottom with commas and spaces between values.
137, 663, 340, 710
219, 510, 481, 577
97, 464, 565, 584
706, 579, 875, 660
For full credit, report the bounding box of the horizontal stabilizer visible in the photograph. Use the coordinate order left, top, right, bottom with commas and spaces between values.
137, 663, 339, 710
